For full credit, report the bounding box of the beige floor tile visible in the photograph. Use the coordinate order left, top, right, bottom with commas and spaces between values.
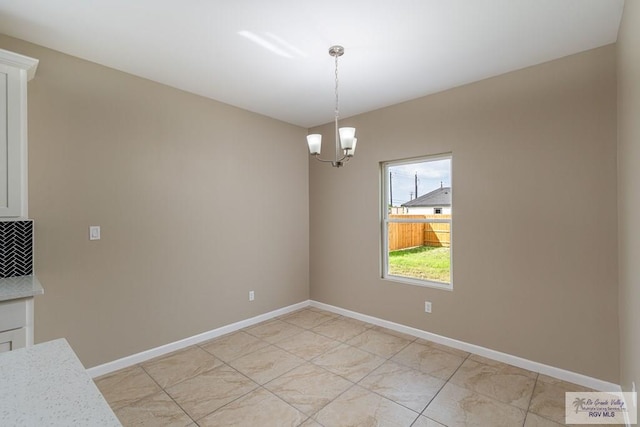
523, 412, 565, 427
342, 316, 377, 328
529, 376, 592, 424
311, 317, 371, 342
165, 364, 258, 420
314, 385, 419, 426
307, 307, 339, 317
346, 328, 413, 359
197, 388, 306, 427
245, 319, 305, 343
299, 418, 324, 427
265, 363, 353, 416
412, 416, 446, 427
141, 346, 223, 388
537, 373, 593, 388
423, 382, 526, 427
312, 344, 386, 382
274, 330, 341, 361
94, 365, 162, 410
114, 390, 192, 427
371, 326, 417, 341
415, 338, 470, 358
449, 358, 536, 409
469, 354, 536, 375
359, 360, 445, 412
356, 318, 377, 328
228, 344, 304, 384
468, 353, 526, 368
200, 331, 270, 362
279, 309, 335, 329
391, 341, 465, 380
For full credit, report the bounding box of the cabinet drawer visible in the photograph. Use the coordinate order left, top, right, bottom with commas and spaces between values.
0, 327, 26, 352
0, 299, 27, 331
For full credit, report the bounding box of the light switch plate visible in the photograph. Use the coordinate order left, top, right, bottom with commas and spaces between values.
89, 226, 101, 240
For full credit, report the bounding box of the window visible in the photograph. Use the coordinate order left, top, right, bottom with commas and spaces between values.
382, 154, 452, 289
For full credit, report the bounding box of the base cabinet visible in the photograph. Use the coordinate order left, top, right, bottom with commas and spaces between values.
0, 327, 26, 353
0, 297, 33, 353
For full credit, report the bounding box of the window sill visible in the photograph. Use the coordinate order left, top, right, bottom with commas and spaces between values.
381, 275, 453, 291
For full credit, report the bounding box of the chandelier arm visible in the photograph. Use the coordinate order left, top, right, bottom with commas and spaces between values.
312, 154, 339, 164
333, 152, 350, 164
312, 152, 351, 167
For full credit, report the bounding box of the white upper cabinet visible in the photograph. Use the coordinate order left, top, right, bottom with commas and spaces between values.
0, 49, 38, 217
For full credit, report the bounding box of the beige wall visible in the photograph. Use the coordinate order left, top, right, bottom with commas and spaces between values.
617, 1, 640, 393
309, 46, 619, 383
0, 35, 309, 368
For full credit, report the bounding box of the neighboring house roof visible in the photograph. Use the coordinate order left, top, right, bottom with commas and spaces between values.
402, 187, 451, 207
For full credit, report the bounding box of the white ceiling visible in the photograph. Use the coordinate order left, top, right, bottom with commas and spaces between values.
0, 0, 625, 128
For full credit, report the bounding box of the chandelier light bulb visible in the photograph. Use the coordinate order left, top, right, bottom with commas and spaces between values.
307, 134, 322, 155
339, 127, 356, 150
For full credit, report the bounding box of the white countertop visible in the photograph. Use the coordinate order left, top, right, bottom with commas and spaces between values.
0, 339, 121, 426
0, 275, 44, 302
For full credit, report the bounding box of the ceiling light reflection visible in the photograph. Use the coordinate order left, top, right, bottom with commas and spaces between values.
238, 30, 309, 58
238, 30, 293, 58
265, 32, 308, 58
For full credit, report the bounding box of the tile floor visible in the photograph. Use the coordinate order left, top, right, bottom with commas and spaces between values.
94, 308, 618, 426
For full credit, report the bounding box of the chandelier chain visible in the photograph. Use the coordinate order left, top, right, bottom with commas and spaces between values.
334, 53, 339, 121
335, 54, 341, 160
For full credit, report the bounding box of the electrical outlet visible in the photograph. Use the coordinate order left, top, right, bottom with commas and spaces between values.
424, 301, 432, 313
249, 291, 255, 301
89, 226, 101, 240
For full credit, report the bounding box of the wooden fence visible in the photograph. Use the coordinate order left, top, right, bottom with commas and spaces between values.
388, 214, 451, 251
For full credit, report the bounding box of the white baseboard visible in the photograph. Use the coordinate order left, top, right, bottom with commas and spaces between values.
309, 301, 620, 393
88, 298, 620, 394
86, 300, 310, 378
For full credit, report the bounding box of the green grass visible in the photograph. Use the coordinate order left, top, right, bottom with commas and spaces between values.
388, 246, 450, 283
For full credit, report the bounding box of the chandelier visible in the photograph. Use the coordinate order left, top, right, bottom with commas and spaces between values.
306, 45, 357, 168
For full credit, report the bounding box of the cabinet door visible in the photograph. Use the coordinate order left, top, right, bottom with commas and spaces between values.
0, 67, 8, 213
0, 64, 24, 217
0, 328, 27, 353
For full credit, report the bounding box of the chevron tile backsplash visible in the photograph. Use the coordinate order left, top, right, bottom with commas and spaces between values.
0, 220, 33, 278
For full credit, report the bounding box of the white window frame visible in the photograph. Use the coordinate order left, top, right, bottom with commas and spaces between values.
381, 154, 453, 290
